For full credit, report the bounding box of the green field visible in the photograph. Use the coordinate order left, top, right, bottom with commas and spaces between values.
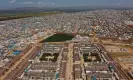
0, 11, 63, 21
40, 33, 75, 42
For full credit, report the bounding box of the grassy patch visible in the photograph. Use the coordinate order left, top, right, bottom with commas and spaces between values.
40, 33, 75, 42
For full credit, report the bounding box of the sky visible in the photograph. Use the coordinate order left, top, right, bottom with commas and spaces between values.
0, 0, 133, 9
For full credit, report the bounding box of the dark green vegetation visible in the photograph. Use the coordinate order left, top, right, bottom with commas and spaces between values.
40, 53, 59, 62
0, 11, 63, 21
83, 53, 101, 62
40, 33, 75, 42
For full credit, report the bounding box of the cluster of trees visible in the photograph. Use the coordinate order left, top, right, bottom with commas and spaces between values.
83, 53, 101, 62
40, 53, 59, 62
